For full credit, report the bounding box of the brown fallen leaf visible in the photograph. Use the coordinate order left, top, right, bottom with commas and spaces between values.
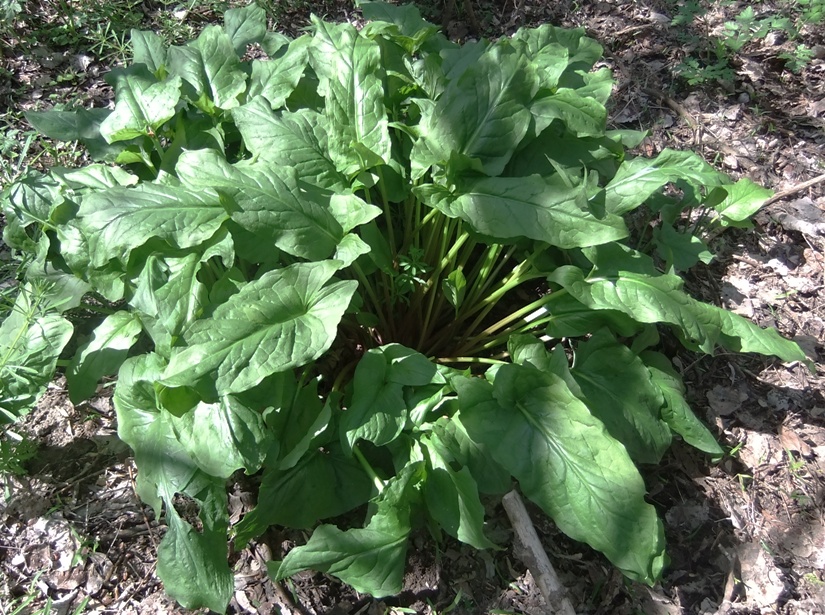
779, 425, 814, 458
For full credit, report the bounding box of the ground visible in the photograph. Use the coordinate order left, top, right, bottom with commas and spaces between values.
0, 1, 824, 613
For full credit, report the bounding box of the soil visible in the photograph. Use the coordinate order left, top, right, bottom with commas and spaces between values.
1, 1, 824, 614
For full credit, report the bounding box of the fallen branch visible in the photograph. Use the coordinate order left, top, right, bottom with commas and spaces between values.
502, 490, 577, 615
764, 172, 825, 206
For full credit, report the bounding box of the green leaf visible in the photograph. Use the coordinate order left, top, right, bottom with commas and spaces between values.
157, 504, 233, 613
131, 30, 168, 75
508, 335, 584, 397
570, 330, 671, 464
532, 88, 607, 137
52, 164, 138, 191
25, 108, 121, 161
163, 261, 357, 395
22, 261, 91, 314
416, 175, 627, 248
232, 97, 347, 189
548, 265, 807, 363
641, 351, 724, 456
223, 3, 266, 56
248, 36, 311, 109
442, 269, 467, 311
66, 311, 143, 404
168, 26, 247, 110
422, 436, 496, 549
309, 18, 392, 174
233, 442, 372, 543
100, 68, 182, 143
430, 416, 512, 495
713, 178, 773, 226
77, 183, 229, 267
114, 354, 233, 612
411, 43, 536, 177
0, 288, 73, 420
602, 149, 728, 215
267, 379, 331, 471
2, 170, 64, 227
456, 367, 666, 584
129, 252, 208, 356
170, 395, 272, 478
342, 344, 437, 450
360, 0, 440, 52
175, 149, 345, 260
543, 293, 641, 339
272, 463, 422, 597
653, 224, 714, 271
511, 24, 602, 86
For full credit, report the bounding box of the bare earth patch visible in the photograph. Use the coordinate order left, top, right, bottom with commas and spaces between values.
1, 0, 824, 613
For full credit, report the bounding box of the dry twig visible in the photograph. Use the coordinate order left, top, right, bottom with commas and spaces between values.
502, 490, 577, 615
764, 173, 825, 206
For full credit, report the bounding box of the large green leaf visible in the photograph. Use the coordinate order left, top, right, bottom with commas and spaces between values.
162, 261, 357, 395
176, 149, 346, 260
266, 379, 331, 471
99, 67, 182, 143
272, 463, 421, 597
641, 351, 724, 456
223, 3, 266, 56
233, 442, 372, 543
430, 416, 512, 495
422, 436, 496, 550
511, 24, 602, 88
570, 331, 671, 464
416, 174, 627, 248
129, 252, 208, 356
602, 149, 728, 215
77, 183, 229, 267
248, 36, 311, 109
157, 502, 233, 614
360, 0, 440, 52
411, 43, 536, 177
168, 25, 247, 110
531, 88, 607, 137
66, 310, 143, 404
309, 18, 392, 174
232, 97, 347, 189
169, 395, 272, 478
114, 354, 233, 612
342, 344, 438, 450
25, 108, 120, 161
456, 367, 666, 584
543, 293, 641, 339
548, 265, 807, 362
653, 224, 714, 271
130, 29, 168, 75
713, 178, 773, 226
0, 288, 73, 420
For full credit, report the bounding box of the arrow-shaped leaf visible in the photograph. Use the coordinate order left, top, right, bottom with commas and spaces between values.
457, 367, 666, 584
162, 261, 357, 395
100, 68, 181, 143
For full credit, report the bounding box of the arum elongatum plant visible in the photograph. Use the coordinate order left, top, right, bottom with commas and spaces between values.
0, 2, 809, 611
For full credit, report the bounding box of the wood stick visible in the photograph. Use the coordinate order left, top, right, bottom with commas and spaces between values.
764, 172, 825, 206
502, 490, 577, 615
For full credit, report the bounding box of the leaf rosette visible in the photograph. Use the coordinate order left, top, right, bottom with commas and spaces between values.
1, 2, 809, 611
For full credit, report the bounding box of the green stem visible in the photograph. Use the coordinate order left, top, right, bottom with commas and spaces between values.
351, 262, 393, 337
353, 444, 385, 494
375, 166, 396, 253
435, 356, 508, 365
463, 244, 510, 307
455, 290, 568, 356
